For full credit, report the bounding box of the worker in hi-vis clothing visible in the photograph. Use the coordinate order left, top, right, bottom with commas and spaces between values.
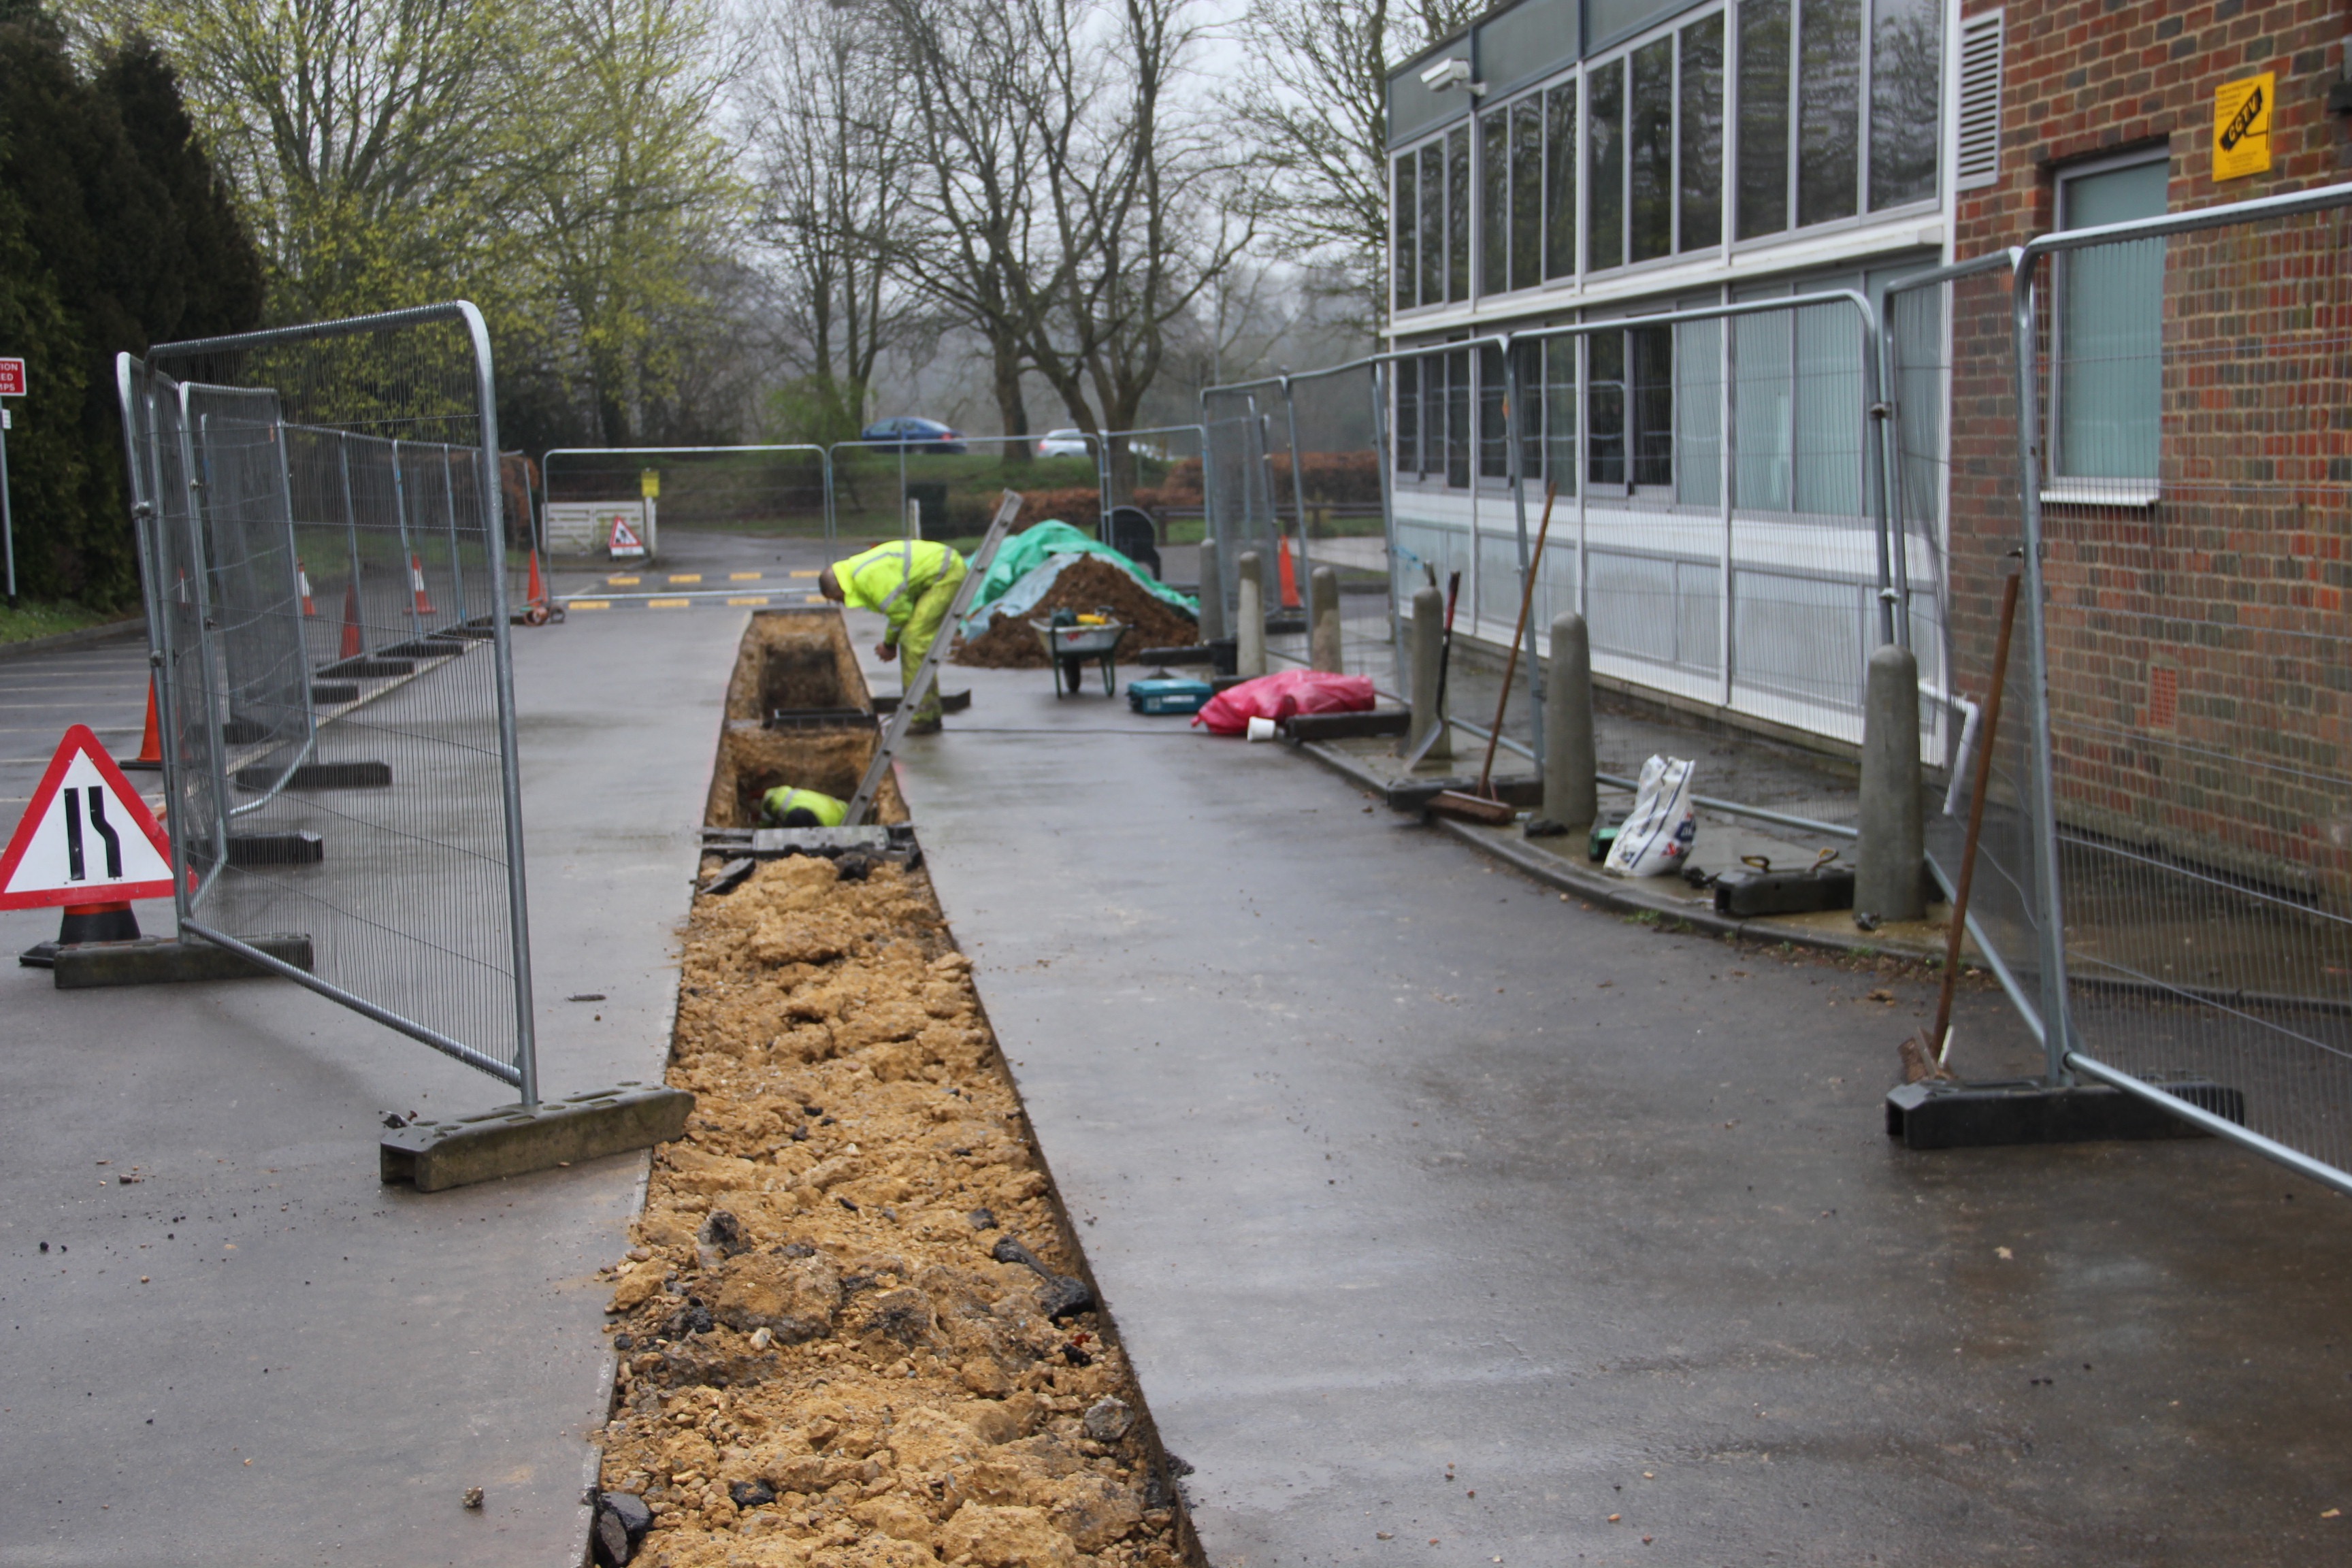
817, 538, 967, 733
757, 784, 849, 828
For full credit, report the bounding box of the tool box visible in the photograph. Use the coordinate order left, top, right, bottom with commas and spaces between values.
1128, 675, 1213, 715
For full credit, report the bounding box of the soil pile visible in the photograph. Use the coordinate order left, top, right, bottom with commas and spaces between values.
951, 556, 1196, 670
595, 854, 1192, 1568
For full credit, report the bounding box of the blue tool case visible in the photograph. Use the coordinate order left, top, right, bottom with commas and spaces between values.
1128, 676, 1213, 715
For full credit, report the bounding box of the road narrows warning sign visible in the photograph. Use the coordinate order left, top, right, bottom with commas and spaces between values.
0, 725, 176, 908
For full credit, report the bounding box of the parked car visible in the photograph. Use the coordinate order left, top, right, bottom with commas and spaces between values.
1036, 428, 1093, 457
860, 417, 966, 455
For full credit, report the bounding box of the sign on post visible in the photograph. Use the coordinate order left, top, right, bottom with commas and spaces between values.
0, 358, 24, 397
0, 725, 176, 909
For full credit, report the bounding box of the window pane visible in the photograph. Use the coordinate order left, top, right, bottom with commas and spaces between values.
1447, 128, 1471, 303
1419, 144, 1444, 305
1545, 81, 1578, 280
1545, 337, 1579, 495
1798, 0, 1860, 225
1394, 157, 1416, 312
2058, 160, 2168, 479
1793, 293, 1863, 513
1680, 16, 1724, 249
1512, 99, 1543, 291
1868, 0, 1940, 209
1588, 331, 1627, 486
1480, 344, 1509, 478
1394, 358, 1420, 472
1733, 307, 1793, 509
1446, 348, 1473, 487
1676, 317, 1722, 504
1737, 0, 1790, 239
1482, 114, 1508, 297
1629, 39, 1673, 263
1631, 324, 1675, 487
1515, 340, 1546, 483
1424, 353, 1448, 476
1588, 59, 1624, 270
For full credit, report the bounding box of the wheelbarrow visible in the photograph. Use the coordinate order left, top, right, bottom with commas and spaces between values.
1031, 612, 1130, 697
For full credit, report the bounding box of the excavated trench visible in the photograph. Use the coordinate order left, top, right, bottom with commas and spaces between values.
591, 609, 1196, 1568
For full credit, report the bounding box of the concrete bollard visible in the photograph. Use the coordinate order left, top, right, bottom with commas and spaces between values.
1535, 611, 1596, 834
1405, 584, 1450, 760
1196, 537, 1224, 645
1857, 640, 1926, 923
1309, 566, 1342, 672
1236, 551, 1267, 679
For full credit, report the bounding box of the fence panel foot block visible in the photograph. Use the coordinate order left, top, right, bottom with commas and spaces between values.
379, 1083, 694, 1192
49, 932, 315, 989
1885, 1078, 2244, 1150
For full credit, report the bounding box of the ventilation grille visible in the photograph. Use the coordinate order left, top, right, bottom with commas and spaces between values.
1955, 11, 2004, 191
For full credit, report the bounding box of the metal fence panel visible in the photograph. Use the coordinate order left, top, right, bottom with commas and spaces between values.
2016, 194, 2352, 1168
1200, 383, 1283, 624
121, 302, 537, 1097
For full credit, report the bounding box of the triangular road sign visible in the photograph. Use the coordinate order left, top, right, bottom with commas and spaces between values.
0, 725, 176, 909
608, 512, 647, 560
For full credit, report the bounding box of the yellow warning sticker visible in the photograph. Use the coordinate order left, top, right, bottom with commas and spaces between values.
570, 600, 611, 610
2214, 72, 2273, 180
728, 595, 771, 606
608, 575, 640, 585
641, 468, 661, 499
729, 571, 763, 581
669, 573, 702, 583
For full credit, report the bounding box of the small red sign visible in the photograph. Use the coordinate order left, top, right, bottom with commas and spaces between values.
0, 358, 24, 397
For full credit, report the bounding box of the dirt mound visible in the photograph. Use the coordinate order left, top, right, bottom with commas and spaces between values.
593, 855, 1191, 1567
951, 555, 1197, 670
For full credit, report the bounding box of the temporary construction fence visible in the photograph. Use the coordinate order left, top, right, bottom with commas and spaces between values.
542, 444, 833, 552
118, 301, 539, 1098
826, 434, 1106, 543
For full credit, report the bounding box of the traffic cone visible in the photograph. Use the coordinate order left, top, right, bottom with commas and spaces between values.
525, 549, 546, 610
408, 553, 436, 616
1277, 536, 1302, 610
297, 559, 317, 616
121, 677, 163, 772
339, 581, 364, 659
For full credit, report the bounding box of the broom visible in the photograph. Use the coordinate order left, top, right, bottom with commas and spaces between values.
1431, 483, 1561, 827
1899, 555, 2023, 1085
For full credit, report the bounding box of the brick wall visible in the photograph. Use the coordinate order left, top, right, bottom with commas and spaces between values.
1944, 0, 2352, 900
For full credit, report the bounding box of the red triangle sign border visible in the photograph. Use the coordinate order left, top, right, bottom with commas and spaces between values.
0, 723, 178, 909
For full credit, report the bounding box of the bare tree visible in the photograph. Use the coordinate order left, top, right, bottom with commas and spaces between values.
1225, 0, 1482, 329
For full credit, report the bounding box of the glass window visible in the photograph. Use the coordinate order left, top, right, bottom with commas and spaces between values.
1737, 0, 1790, 239
1544, 337, 1578, 495
1793, 287, 1863, 513
1869, 0, 1940, 209
1676, 314, 1722, 505
1588, 331, 1627, 486
1797, 0, 1861, 226
1733, 301, 1793, 508
1446, 348, 1473, 487
1446, 127, 1471, 303
1631, 324, 1675, 487
1511, 99, 1543, 291
1418, 142, 1444, 305
1679, 16, 1724, 249
1588, 59, 1624, 270
1482, 114, 1509, 297
1394, 357, 1420, 472
1480, 344, 1510, 478
1629, 38, 1674, 263
2056, 157, 2168, 480
1393, 157, 1416, 312
1545, 80, 1578, 280
1514, 340, 1546, 483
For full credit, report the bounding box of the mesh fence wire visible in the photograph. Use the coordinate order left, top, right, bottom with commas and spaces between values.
1281, 366, 1392, 679
828, 436, 1100, 544
1201, 384, 1283, 626
542, 446, 831, 551
2021, 201, 2352, 1161
122, 304, 534, 1093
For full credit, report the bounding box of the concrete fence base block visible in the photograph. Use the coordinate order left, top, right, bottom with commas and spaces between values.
380, 1082, 694, 1192
50, 932, 315, 990
1884, 1077, 2242, 1150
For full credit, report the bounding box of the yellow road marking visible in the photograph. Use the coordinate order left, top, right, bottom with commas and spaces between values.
789, 569, 820, 578
728, 571, 763, 581
804, 594, 827, 604
570, 600, 611, 610
649, 597, 691, 608
728, 595, 771, 606
607, 575, 640, 585
668, 573, 703, 583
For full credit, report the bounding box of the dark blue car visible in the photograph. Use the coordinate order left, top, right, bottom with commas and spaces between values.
858, 417, 966, 455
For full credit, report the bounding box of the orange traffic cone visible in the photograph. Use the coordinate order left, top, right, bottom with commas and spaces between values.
339, 581, 364, 659
525, 549, 546, 609
408, 553, 436, 616
122, 677, 163, 772
1277, 536, 1302, 610
297, 559, 318, 616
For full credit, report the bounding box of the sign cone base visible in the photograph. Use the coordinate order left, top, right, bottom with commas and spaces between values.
18, 900, 140, 968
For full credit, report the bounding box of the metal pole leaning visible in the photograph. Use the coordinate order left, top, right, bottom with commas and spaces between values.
1502, 336, 1545, 767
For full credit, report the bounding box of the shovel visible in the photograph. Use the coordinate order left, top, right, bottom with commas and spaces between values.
1431, 483, 1560, 827
1398, 568, 1463, 770
1899, 555, 2023, 1085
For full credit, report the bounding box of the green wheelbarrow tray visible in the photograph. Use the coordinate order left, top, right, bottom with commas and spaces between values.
1030, 616, 1130, 698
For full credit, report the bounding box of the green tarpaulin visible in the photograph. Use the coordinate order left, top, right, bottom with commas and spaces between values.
968, 521, 1197, 617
